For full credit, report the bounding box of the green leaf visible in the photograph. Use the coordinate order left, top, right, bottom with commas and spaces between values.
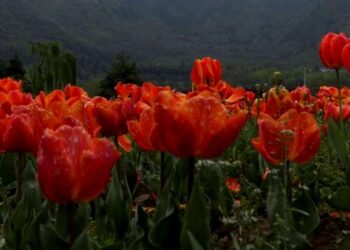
12, 194, 29, 231
152, 166, 176, 222
187, 232, 204, 250
328, 186, 350, 211
149, 166, 181, 249
173, 158, 192, 199
129, 205, 153, 250
266, 174, 292, 225
327, 118, 350, 185
180, 178, 210, 250
148, 199, 181, 250
197, 161, 223, 209
266, 174, 311, 249
39, 224, 69, 250
55, 205, 69, 239
0, 153, 16, 188
71, 231, 92, 250
22, 160, 41, 209
74, 203, 90, 237
26, 201, 54, 249
292, 192, 320, 235
106, 168, 130, 237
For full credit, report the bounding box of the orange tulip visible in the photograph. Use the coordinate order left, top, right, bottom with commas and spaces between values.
85, 97, 132, 152
290, 85, 316, 113
319, 32, 348, 69
252, 109, 320, 165
252, 86, 294, 118
37, 125, 120, 204
129, 90, 248, 158
0, 78, 22, 93
191, 57, 222, 88
0, 90, 33, 114
35, 89, 98, 136
324, 102, 350, 123
127, 107, 158, 151
64, 84, 89, 101
226, 177, 240, 193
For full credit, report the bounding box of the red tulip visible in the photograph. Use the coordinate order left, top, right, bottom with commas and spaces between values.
252, 109, 320, 165
0, 112, 44, 155
342, 43, 350, 73
37, 125, 120, 204
319, 32, 348, 69
191, 57, 222, 88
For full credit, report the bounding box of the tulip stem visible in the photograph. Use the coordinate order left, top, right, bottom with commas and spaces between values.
336, 69, 341, 87
187, 157, 196, 201
335, 69, 344, 129
283, 160, 291, 203
15, 153, 26, 203
66, 203, 77, 246
160, 152, 166, 191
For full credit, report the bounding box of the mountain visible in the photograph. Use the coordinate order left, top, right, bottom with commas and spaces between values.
1, 0, 350, 84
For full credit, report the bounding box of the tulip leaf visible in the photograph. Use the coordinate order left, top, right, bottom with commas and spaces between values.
74, 203, 91, 237
99, 242, 127, 250
0, 153, 16, 188
12, 198, 28, 231
266, 174, 311, 249
328, 186, 350, 211
187, 232, 204, 250
292, 192, 320, 235
180, 178, 210, 250
106, 168, 130, 238
22, 160, 41, 209
27, 201, 54, 249
39, 224, 69, 250
152, 166, 176, 222
71, 231, 92, 250
266, 174, 293, 226
327, 118, 350, 185
129, 205, 153, 250
55, 205, 69, 239
148, 201, 181, 250
173, 158, 190, 199
197, 161, 223, 209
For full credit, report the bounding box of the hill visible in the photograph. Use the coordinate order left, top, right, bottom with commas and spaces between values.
1, 0, 350, 85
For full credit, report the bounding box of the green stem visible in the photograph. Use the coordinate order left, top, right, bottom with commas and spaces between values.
160, 152, 166, 191
187, 157, 195, 201
283, 159, 291, 203
122, 166, 133, 204
66, 202, 77, 247
336, 69, 344, 121
15, 153, 26, 203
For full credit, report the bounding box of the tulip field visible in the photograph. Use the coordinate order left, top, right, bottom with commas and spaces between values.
1, 32, 350, 250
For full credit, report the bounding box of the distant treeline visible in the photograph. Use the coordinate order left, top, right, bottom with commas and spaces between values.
3, 41, 350, 96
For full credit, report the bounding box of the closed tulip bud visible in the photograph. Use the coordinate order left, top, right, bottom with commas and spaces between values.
319, 32, 348, 69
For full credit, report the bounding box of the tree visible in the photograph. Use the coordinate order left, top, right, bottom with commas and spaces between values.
27, 42, 77, 94
5, 53, 25, 80
99, 52, 142, 98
